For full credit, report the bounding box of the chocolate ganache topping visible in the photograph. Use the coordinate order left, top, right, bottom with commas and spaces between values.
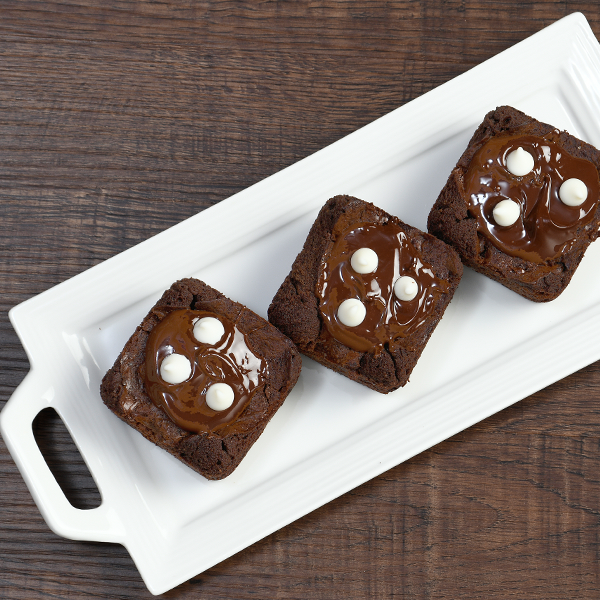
317, 220, 449, 354
465, 132, 600, 263
143, 309, 268, 435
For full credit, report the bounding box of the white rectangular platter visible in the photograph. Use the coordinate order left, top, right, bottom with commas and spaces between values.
3, 12, 600, 596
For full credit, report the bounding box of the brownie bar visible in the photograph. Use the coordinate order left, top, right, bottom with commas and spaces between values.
427, 106, 600, 302
268, 195, 462, 394
100, 278, 302, 480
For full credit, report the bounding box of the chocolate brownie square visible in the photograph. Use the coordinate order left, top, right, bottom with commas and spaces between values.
427, 106, 600, 302
268, 195, 463, 394
100, 278, 302, 480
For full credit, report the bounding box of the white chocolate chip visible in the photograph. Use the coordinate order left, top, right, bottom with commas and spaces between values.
394, 276, 418, 301
337, 298, 366, 327
193, 316, 225, 345
350, 247, 378, 274
493, 199, 520, 227
559, 178, 588, 206
160, 353, 192, 384
206, 383, 235, 411
506, 147, 535, 176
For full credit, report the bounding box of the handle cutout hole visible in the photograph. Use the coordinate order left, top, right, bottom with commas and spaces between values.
32, 408, 102, 510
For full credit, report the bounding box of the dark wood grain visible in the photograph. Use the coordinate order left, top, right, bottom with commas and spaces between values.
2, 1, 600, 598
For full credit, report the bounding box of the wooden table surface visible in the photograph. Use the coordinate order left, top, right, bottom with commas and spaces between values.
3, 1, 600, 598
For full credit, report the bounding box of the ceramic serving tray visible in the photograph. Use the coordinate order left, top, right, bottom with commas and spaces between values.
3, 12, 600, 595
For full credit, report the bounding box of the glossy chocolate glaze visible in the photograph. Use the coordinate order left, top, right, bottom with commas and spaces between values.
317, 221, 449, 353
143, 309, 268, 435
465, 132, 600, 263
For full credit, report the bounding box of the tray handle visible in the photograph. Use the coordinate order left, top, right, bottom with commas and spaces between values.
0, 371, 124, 543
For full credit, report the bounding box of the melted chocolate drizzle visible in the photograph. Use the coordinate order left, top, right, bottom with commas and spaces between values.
143, 309, 268, 435
316, 221, 449, 354
465, 132, 600, 263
